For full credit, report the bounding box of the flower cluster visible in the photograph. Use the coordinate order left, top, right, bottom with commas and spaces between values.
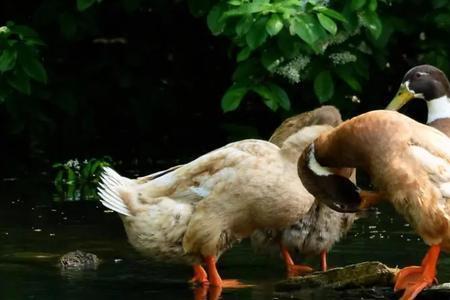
275, 55, 311, 84
329, 51, 357, 65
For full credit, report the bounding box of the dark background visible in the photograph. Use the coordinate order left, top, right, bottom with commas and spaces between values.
0, 0, 430, 177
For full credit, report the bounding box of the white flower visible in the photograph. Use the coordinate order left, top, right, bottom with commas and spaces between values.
329, 51, 357, 65
0, 26, 10, 34
275, 55, 311, 84
65, 159, 80, 170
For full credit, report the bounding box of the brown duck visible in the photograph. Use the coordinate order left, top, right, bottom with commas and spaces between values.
251, 106, 357, 275
298, 110, 450, 300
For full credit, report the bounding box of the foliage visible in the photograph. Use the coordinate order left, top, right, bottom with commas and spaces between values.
0, 22, 47, 102
3, 0, 450, 175
189, 0, 386, 111
53, 158, 111, 201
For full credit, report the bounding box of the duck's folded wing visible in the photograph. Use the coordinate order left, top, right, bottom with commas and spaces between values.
135, 165, 184, 184
137, 141, 275, 203
409, 124, 450, 200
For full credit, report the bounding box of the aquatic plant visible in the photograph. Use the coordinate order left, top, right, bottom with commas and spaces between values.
53, 157, 112, 201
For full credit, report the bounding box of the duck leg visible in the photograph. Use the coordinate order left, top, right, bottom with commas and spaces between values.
205, 256, 222, 287
191, 264, 209, 285
394, 244, 440, 300
204, 256, 244, 288
320, 250, 327, 272
280, 246, 313, 277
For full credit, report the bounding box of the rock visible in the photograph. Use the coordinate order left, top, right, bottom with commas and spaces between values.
59, 250, 100, 270
276, 261, 398, 291
275, 261, 450, 300
419, 283, 450, 299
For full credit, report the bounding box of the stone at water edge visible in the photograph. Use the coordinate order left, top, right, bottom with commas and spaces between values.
275, 261, 398, 291
59, 250, 100, 270
275, 261, 450, 300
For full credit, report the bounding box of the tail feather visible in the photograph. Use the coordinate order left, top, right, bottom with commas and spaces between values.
97, 167, 133, 216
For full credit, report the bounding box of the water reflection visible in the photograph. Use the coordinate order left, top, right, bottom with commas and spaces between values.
1, 178, 450, 300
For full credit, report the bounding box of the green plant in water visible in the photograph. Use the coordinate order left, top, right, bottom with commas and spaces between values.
0, 21, 47, 102
189, 0, 387, 111
53, 157, 112, 201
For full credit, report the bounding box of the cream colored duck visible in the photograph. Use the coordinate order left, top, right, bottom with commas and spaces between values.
251, 106, 357, 275
297, 110, 450, 300
98, 135, 318, 287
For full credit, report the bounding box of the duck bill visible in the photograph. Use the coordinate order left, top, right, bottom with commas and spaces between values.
386, 83, 416, 111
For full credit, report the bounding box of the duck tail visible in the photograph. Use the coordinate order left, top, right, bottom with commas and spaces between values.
97, 167, 135, 217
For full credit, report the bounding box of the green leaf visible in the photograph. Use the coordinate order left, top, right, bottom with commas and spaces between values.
253, 84, 278, 111
77, 0, 97, 11
268, 82, 290, 110
276, 31, 301, 59
261, 48, 281, 71
236, 16, 253, 37
350, 0, 366, 10
252, 83, 290, 111
21, 55, 47, 83
291, 16, 318, 46
8, 25, 39, 39
232, 59, 261, 83
335, 66, 361, 92
368, 0, 377, 11
221, 84, 248, 112
360, 11, 382, 39
224, 2, 267, 17
237, 46, 252, 62
207, 5, 226, 35
67, 169, 77, 184
314, 71, 334, 102
0, 48, 17, 72
246, 17, 269, 49
228, 0, 241, 5
6, 69, 31, 94
313, 7, 347, 23
317, 13, 337, 35
266, 15, 283, 36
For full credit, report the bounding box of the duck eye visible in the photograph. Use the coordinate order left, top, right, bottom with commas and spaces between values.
415, 72, 422, 79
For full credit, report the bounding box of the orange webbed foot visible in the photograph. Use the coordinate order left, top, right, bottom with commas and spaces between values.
394, 266, 423, 291
395, 245, 440, 300
191, 264, 209, 286
280, 245, 314, 277
287, 264, 314, 277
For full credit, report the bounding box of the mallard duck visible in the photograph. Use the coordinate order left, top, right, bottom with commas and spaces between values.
386, 64, 450, 135
251, 106, 357, 275
297, 110, 450, 300
98, 136, 318, 287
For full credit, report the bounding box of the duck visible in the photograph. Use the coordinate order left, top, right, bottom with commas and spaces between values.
97, 133, 321, 288
251, 106, 357, 275
386, 64, 450, 136
297, 110, 450, 300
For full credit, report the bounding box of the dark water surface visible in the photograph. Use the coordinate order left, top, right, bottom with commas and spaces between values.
1, 177, 450, 300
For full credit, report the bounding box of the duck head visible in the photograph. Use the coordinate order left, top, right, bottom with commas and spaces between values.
297, 143, 362, 213
387, 65, 450, 123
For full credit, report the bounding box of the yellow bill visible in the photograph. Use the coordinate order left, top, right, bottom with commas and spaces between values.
386, 83, 417, 111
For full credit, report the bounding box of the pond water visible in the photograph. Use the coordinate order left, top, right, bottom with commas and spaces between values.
2, 177, 450, 300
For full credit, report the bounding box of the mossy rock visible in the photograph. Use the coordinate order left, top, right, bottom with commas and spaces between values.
275, 261, 450, 300
276, 261, 397, 291
59, 250, 100, 270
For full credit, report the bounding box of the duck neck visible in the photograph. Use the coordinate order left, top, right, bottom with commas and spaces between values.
426, 95, 450, 123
